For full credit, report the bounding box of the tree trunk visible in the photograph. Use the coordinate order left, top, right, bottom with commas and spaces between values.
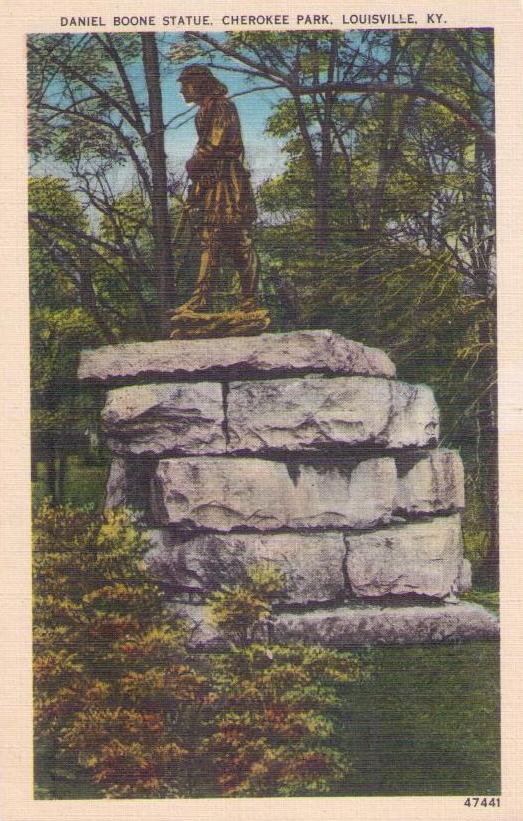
368, 32, 399, 239
141, 33, 174, 337
44, 437, 57, 506
313, 34, 338, 251
57, 452, 67, 505
314, 175, 330, 250
315, 102, 334, 249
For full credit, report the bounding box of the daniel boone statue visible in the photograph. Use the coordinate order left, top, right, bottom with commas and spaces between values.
173, 64, 264, 322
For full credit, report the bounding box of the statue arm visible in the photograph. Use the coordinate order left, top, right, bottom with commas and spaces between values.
186, 99, 237, 179
197, 99, 235, 157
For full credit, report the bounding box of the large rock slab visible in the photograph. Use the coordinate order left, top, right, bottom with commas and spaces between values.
151, 456, 397, 532
101, 382, 225, 456
172, 601, 499, 651
226, 377, 439, 453
395, 450, 465, 515
344, 514, 464, 599
271, 601, 499, 648
77, 330, 396, 385
144, 529, 347, 604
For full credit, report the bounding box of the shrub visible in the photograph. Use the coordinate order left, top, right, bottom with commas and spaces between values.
33, 503, 212, 798
206, 561, 286, 648
204, 564, 367, 796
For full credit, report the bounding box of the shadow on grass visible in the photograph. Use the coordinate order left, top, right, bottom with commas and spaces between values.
329, 640, 500, 796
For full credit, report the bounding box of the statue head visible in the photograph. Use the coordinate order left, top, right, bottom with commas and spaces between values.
178, 65, 228, 103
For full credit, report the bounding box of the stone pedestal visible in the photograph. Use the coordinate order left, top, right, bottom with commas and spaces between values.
79, 330, 498, 646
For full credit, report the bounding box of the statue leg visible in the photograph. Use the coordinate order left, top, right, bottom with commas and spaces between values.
178, 227, 220, 312
226, 228, 260, 311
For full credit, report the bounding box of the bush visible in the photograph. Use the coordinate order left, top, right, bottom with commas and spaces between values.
203, 564, 367, 796
33, 503, 211, 798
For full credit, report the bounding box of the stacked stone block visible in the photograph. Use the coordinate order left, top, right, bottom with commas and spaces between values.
79, 330, 498, 647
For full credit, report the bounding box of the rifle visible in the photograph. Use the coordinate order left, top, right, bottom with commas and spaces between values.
171, 185, 194, 287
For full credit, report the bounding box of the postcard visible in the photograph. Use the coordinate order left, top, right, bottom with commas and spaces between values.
1, 1, 522, 819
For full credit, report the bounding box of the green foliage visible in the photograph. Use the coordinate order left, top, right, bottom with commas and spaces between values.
28, 34, 143, 166
33, 504, 211, 798
29, 176, 110, 501
32, 456, 108, 510
207, 562, 286, 647
461, 482, 492, 572
202, 642, 365, 796
29, 176, 89, 307
29, 34, 180, 338
204, 562, 367, 796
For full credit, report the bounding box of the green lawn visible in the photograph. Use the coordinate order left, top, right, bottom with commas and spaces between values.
330, 639, 499, 796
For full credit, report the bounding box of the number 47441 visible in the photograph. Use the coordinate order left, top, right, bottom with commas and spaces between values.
464, 797, 501, 807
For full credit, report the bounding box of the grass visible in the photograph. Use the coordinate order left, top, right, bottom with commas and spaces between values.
330, 641, 500, 796
462, 590, 499, 613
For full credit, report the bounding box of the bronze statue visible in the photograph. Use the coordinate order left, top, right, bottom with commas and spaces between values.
170, 65, 270, 338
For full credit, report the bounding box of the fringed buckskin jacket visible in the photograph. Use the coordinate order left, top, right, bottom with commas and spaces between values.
186, 94, 258, 228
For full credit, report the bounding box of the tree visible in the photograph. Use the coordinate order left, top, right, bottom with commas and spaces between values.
178, 30, 494, 247
29, 176, 107, 502
28, 33, 176, 335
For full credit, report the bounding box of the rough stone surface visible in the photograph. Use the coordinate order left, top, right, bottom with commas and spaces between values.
78, 330, 396, 384
454, 558, 473, 593
272, 601, 499, 648
151, 456, 397, 532
144, 529, 347, 604
104, 456, 153, 513
171, 601, 499, 651
395, 450, 465, 514
102, 382, 225, 456
226, 377, 439, 453
105, 457, 128, 509
344, 514, 464, 599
